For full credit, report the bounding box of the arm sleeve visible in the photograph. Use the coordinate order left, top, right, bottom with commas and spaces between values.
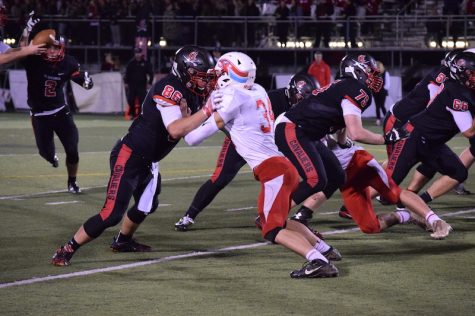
184, 116, 220, 146
447, 107, 474, 133
342, 98, 362, 117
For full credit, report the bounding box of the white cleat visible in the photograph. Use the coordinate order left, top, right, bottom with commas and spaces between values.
430, 220, 453, 240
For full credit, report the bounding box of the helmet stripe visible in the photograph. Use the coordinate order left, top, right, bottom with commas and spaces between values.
228, 69, 247, 83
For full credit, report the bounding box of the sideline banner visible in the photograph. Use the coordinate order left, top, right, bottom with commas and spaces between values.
8, 70, 126, 113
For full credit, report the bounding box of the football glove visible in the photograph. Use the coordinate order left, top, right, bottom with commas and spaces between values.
384, 126, 410, 144
83, 71, 93, 89
26, 11, 40, 32
202, 91, 223, 117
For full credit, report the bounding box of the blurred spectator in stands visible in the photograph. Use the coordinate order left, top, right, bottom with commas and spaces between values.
355, 0, 367, 18
425, 7, 444, 48
105, 0, 124, 47
162, 0, 178, 45
314, 0, 334, 48
124, 47, 153, 120
86, 0, 100, 45
374, 60, 390, 126
274, 0, 290, 47
342, 0, 357, 48
240, 0, 260, 47
443, 0, 462, 15
466, 0, 475, 14
307, 51, 331, 87
101, 52, 120, 71
295, 0, 312, 39
362, 0, 380, 36
176, 0, 196, 46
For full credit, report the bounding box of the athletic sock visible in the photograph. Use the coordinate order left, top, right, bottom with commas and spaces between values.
66, 238, 80, 252
305, 249, 328, 263
425, 211, 441, 227
116, 231, 132, 243
314, 239, 331, 253
420, 191, 433, 203
395, 210, 411, 223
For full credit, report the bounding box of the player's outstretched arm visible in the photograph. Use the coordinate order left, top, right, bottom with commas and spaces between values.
344, 114, 385, 145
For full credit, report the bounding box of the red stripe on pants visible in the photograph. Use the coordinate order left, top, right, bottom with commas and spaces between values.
99, 144, 132, 220
284, 123, 318, 187
211, 137, 232, 183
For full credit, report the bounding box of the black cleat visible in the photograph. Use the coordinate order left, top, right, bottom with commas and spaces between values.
290, 208, 313, 225
322, 246, 342, 261
52, 155, 59, 168
51, 246, 74, 266
338, 205, 352, 219
68, 181, 81, 194
290, 259, 339, 279
110, 238, 151, 252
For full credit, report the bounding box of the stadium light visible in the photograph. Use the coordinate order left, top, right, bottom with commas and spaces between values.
159, 37, 167, 47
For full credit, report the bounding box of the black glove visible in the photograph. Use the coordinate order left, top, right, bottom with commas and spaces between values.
384, 126, 410, 144
337, 138, 353, 149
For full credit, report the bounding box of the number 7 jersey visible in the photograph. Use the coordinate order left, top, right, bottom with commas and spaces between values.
215, 83, 283, 169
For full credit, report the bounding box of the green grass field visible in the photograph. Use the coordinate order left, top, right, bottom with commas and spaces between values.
0, 112, 474, 316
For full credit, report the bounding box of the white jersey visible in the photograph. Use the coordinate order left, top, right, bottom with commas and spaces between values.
325, 136, 363, 170
216, 83, 283, 169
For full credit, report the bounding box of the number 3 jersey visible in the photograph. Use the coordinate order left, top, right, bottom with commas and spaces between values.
123, 74, 204, 162
284, 77, 373, 140
23, 54, 81, 114
215, 83, 282, 170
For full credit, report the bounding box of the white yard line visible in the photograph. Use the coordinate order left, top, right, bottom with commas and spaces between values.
45, 201, 81, 205
0, 209, 473, 289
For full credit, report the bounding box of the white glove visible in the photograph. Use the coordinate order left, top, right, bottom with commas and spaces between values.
212, 90, 224, 106
26, 11, 40, 32
83, 72, 93, 89
202, 91, 224, 117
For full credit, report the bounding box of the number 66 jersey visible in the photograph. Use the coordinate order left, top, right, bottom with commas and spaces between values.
215, 83, 282, 170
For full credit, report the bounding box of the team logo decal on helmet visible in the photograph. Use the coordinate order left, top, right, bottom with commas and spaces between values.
215, 52, 256, 89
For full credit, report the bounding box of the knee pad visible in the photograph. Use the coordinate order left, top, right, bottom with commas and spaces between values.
83, 213, 123, 239
127, 207, 148, 224
416, 163, 437, 179
264, 227, 283, 244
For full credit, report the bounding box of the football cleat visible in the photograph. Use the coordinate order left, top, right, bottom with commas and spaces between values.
68, 181, 81, 194
430, 220, 453, 240
52, 155, 59, 168
51, 246, 74, 266
174, 215, 195, 231
322, 246, 342, 261
290, 208, 314, 225
338, 205, 352, 219
290, 259, 339, 279
453, 183, 472, 195
110, 237, 152, 252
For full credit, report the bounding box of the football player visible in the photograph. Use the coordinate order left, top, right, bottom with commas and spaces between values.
183, 52, 341, 279
22, 28, 94, 193
385, 51, 475, 238
51, 45, 218, 266
174, 73, 319, 231
276, 53, 406, 224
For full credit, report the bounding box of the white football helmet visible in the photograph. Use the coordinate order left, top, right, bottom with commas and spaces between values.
215, 52, 256, 89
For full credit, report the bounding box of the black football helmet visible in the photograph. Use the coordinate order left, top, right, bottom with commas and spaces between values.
450, 51, 475, 90
443, 49, 463, 68
172, 45, 216, 97
339, 53, 383, 93
286, 73, 320, 106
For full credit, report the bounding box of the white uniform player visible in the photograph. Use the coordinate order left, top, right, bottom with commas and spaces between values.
185, 51, 341, 279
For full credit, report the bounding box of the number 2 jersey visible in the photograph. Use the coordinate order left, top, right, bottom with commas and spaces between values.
215, 83, 282, 170
410, 80, 475, 145
123, 74, 205, 162
23, 54, 82, 114
284, 77, 373, 140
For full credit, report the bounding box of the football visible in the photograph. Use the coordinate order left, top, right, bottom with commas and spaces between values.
32, 29, 55, 45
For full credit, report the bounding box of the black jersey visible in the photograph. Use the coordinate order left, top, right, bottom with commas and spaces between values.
268, 88, 291, 117
122, 74, 205, 162
24, 55, 80, 114
284, 78, 373, 140
411, 80, 475, 144
392, 65, 450, 122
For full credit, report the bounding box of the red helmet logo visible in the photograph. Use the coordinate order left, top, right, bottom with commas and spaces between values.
358, 55, 366, 63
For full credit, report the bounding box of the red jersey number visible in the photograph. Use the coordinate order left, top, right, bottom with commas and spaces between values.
44, 80, 57, 97
161, 85, 183, 103
256, 98, 274, 133
453, 99, 469, 111
354, 89, 369, 108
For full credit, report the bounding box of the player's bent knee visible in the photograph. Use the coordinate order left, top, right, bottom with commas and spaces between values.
264, 227, 283, 244
453, 168, 468, 184
127, 207, 148, 224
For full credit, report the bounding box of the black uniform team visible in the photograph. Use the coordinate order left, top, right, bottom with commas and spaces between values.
14, 21, 475, 278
